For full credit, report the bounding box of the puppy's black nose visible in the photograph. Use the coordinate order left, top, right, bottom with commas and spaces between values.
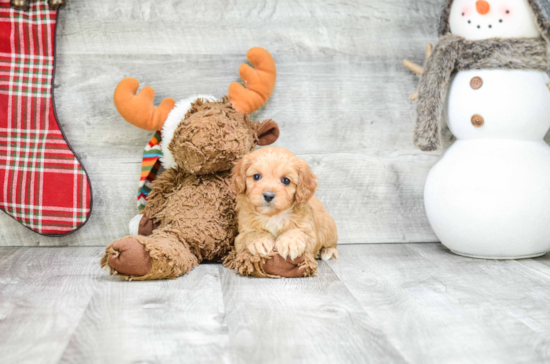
263, 192, 275, 203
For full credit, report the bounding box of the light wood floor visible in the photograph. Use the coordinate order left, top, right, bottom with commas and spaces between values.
1, 244, 550, 364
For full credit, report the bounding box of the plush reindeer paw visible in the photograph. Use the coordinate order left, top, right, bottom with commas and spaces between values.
128, 214, 160, 236
264, 254, 307, 278
101, 238, 153, 277
264, 251, 318, 278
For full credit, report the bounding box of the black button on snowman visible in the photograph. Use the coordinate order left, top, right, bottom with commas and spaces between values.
406, 0, 550, 259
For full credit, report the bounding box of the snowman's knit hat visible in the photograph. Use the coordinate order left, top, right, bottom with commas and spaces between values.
438, 0, 550, 42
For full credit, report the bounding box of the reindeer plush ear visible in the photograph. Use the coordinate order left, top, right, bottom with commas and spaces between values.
256, 119, 280, 146
232, 157, 251, 195
228, 47, 276, 114
295, 159, 318, 204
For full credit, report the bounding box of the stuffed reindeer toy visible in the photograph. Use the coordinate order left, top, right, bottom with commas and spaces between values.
101, 48, 317, 280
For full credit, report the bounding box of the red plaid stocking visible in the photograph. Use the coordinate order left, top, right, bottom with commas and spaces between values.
0, 0, 92, 235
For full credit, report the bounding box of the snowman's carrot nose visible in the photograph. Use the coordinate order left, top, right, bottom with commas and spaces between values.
476, 0, 490, 15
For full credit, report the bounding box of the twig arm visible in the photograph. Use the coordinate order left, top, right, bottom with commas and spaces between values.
426, 44, 433, 59
404, 44, 433, 101
403, 59, 424, 75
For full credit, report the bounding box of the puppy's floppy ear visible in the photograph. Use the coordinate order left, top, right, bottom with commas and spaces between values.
232, 156, 251, 195
255, 119, 279, 146
295, 159, 318, 203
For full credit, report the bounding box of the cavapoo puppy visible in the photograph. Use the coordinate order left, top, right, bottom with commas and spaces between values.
231, 147, 338, 276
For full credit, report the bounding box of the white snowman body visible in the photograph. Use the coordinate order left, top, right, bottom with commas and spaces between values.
424, 0, 550, 258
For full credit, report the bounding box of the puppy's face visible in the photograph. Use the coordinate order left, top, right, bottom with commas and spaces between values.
233, 147, 318, 216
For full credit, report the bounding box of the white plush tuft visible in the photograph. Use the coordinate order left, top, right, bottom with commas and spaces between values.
160, 95, 217, 170
129, 214, 145, 236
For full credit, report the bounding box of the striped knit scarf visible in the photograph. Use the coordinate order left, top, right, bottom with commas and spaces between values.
137, 131, 163, 212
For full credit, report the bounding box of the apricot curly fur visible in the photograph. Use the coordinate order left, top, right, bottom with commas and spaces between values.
222, 249, 280, 278
296, 252, 318, 277
229, 147, 338, 277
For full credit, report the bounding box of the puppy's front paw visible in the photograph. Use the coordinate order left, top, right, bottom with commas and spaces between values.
275, 236, 306, 260
247, 236, 275, 256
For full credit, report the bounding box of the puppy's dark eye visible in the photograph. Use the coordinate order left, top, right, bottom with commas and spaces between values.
281, 177, 291, 185
253, 174, 262, 181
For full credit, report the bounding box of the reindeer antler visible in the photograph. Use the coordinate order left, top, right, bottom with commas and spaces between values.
113, 78, 176, 131
228, 47, 277, 114
403, 44, 433, 101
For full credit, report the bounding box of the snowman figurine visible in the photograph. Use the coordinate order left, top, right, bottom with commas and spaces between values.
405, 0, 550, 258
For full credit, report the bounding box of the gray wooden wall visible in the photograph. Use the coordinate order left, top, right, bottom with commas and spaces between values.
2, 0, 546, 246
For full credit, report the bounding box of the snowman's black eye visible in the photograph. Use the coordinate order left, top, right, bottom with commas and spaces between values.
489, 25, 492, 28
462, 12, 465, 16
477, 25, 481, 28
506, 10, 510, 14
253, 174, 261, 181
468, 20, 471, 24
499, 19, 503, 22
281, 177, 291, 185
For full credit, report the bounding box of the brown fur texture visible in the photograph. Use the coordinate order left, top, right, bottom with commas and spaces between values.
415, 35, 548, 151
169, 97, 257, 175
102, 234, 199, 281
226, 147, 338, 278
101, 98, 281, 280
145, 169, 238, 261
